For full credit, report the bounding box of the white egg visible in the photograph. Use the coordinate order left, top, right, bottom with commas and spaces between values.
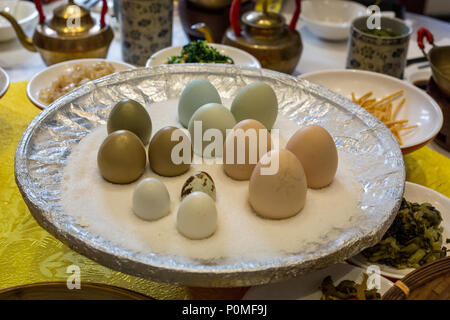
178, 79, 222, 128
177, 192, 217, 240
132, 178, 170, 221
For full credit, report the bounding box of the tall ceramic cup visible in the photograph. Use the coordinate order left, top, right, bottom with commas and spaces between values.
120, 0, 173, 66
346, 16, 412, 79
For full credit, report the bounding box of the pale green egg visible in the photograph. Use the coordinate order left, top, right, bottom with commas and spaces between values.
188, 103, 236, 157
178, 79, 222, 128
230, 82, 278, 130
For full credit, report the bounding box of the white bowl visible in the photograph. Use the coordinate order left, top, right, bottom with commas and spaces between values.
27, 59, 135, 109
349, 182, 450, 280
0, 65, 9, 98
243, 263, 393, 300
301, 69, 444, 154
0, 0, 38, 42
146, 43, 261, 68
301, 0, 366, 41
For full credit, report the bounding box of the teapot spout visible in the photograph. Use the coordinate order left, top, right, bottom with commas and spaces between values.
0, 11, 37, 52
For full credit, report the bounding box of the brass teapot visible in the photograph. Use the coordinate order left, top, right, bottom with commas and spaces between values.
223, 0, 302, 74
0, 0, 113, 66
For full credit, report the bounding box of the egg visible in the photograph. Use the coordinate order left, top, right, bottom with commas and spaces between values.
132, 178, 170, 221
97, 130, 147, 184
223, 119, 272, 180
177, 192, 217, 240
181, 171, 216, 201
148, 126, 192, 177
230, 82, 278, 130
178, 79, 222, 128
107, 99, 152, 145
286, 125, 338, 189
188, 103, 236, 157
249, 149, 307, 219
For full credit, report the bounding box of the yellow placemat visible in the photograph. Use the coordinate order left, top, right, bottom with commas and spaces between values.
0, 82, 246, 299
0, 82, 448, 298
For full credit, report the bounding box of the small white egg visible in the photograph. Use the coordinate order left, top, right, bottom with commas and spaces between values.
177, 192, 217, 240
132, 178, 170, 221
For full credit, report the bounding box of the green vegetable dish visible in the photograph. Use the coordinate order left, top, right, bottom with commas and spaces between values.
320, 274, 380, 300
362, 198, 448, 269
167, 41, 234, 65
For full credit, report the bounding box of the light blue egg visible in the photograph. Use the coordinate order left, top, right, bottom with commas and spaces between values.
178, 79, 222, 128
231, 82, 278, 130
188, 103, 236, 157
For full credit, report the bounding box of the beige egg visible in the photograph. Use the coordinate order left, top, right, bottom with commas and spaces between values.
223, 120, 272, 180
286, 125, 338, 189
249, 149, 307, 219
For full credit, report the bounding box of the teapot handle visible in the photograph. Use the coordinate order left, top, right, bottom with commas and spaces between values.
289, 0, 301, 31
100, 0, 108, 28
33, 0, 45, 24
230, 0, 242, 36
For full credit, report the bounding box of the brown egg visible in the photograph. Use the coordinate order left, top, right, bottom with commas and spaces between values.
286, 125, 338, 189
223, 119, 272, 180
148, 126, 192, 177
97, 130, 147, 184
249, 149, 307, 219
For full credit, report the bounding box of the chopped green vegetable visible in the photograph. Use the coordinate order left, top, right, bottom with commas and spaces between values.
167, 40, 234, 65
362, 198, 447, 269
360, 27, 401, 37
320, 274, 380, 300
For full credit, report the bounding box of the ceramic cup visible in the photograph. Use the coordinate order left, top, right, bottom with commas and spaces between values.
346, 16, 412, 79
120, 0, 173, 66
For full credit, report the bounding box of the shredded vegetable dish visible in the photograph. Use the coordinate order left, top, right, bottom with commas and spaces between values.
39, 62, 116, 105
351, 90, 417, 145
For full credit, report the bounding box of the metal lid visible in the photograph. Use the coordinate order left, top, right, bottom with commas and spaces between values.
242, 10, 285, 30
48, 0, 95, 36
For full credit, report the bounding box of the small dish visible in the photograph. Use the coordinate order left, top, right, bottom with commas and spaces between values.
301, 69, 444, 154
27, 58, 135, 109
0, 282, 152, 300
349, 181, 450, 280
243, 263, 393, 300
0, 0, 38, 42
301, 0, 366, 41
404, 62, 432, 89
0, 65, 9, 98
145, 43, 261, 68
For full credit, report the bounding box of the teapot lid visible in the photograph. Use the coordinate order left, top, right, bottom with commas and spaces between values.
242, 10, 285, 30
49, 0, 95, 35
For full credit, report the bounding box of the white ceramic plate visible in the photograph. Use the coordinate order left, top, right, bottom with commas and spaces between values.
0, 0, 38, 42
243, 263, 393, 300
26, 59, 135, 109
301, 0, 366, 41
0, 65, 9, 98
301, 69, 444, 154
349, 181, 450, 280
146, 43, 261, 68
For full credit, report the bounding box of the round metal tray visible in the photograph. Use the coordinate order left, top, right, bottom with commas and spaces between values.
15, 65, 405, 287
